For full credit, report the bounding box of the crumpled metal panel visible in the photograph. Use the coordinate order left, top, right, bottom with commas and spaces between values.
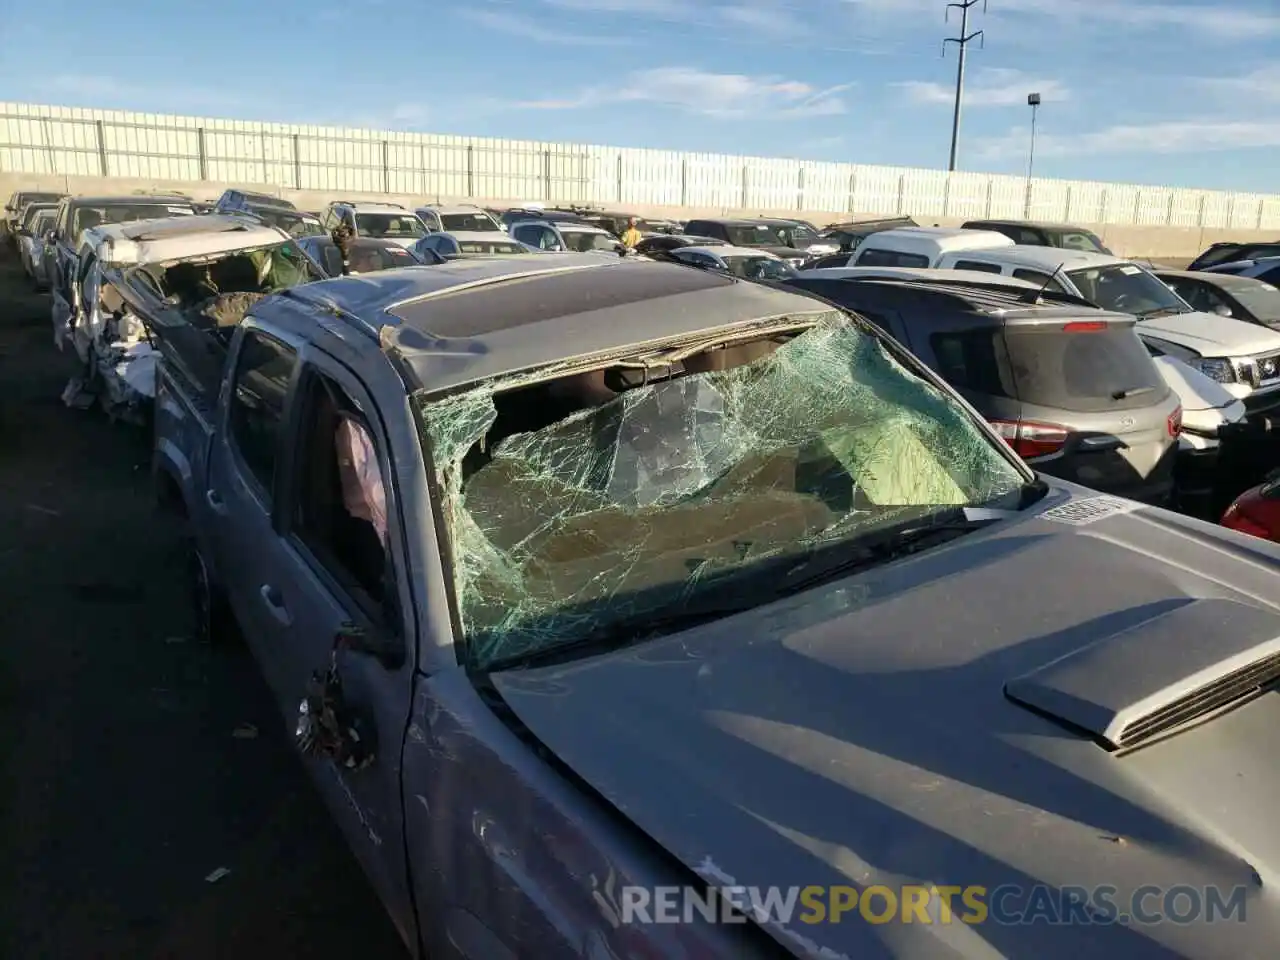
417, 314, 1022, 669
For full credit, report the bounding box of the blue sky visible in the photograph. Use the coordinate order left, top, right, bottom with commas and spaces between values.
1, 0, 1277, 192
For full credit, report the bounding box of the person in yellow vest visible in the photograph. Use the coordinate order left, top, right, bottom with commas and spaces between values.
620, 216, 644, 249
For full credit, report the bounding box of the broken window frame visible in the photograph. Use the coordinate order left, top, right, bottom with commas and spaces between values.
412, 310, 1034, 671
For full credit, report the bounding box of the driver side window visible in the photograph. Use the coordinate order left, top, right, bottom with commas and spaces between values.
290, 372, 397, 626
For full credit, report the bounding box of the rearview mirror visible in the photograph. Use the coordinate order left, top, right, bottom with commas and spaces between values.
1213, 304, 1233, 318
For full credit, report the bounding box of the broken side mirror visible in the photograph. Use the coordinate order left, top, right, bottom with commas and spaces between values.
295, 640, 377, 771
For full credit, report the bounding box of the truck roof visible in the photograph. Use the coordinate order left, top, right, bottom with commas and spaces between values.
82, 213, 289, 265
812, 277, 1125, 325
275, 256, 832, 392
859, 226, 1015, 254
952, 245, 1127, 272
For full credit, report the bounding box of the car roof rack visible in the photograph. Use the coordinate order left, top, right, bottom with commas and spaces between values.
332, 199, 405, 210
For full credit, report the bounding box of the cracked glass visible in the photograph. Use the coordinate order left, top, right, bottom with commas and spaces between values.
416, 312, 1023, 669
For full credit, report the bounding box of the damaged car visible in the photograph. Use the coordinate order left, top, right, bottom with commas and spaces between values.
152, 253, 1280, 960
64, 213, 322, 423
49, 193, 200, 349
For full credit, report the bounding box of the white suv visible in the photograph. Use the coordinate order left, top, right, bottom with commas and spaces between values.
921, 242, 1280, 417
415, 202, 504, 234
321, 201, 428, 248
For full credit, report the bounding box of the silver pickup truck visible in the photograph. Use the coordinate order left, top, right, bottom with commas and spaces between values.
153, 253, 1280, 960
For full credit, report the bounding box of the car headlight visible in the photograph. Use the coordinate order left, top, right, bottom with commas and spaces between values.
1193, 357, 1238, 383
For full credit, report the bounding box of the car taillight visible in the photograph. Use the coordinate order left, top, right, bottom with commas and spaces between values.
1062, 321, 1107, 332
1222, 507, 1273, 540
1167, 406, 1182, 438
988, 419, 1069, 458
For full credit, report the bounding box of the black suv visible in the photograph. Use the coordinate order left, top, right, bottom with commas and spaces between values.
1188, 241, 1280, 271
214, 189, 325, 237
682, 217, 807, 267
961, 219, 1111, 254
781, 275, 1180, 504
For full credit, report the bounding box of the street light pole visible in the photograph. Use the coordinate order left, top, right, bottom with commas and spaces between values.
943, 0, 986, 172
1023, 91, 1041, 218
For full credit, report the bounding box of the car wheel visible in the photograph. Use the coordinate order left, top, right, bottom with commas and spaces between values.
188, 537, 235, 646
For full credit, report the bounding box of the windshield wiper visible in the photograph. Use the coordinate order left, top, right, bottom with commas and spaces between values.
480, 597, 766, 673
774, 506, 1014, 597
1112, 385, 1155, 399
1137, 306, 1186, 319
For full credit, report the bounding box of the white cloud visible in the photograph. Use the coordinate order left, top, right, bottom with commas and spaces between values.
461, 8, 630, 45
542, 0, 686, 13
898, 68, 1069, 107
975, 118, 1280, 160
50, 75, 241, 113
718, 1, 812, 37
1194, 64, 1280, 101
516, 66, 853, 119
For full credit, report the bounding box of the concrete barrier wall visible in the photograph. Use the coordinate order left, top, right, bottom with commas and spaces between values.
5, 169, 1273, 263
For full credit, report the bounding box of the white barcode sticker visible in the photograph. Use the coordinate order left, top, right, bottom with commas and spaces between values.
1039, 495, 1140, 526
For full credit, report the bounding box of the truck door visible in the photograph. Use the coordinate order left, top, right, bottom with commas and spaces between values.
249, 351, 421, 953
203, 321, 304, 695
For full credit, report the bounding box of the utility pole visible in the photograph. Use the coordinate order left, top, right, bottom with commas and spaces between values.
1023, 91, 1041, 217
943, 0, 986, 172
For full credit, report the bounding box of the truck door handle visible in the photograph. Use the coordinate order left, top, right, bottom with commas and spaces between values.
205, 488, 227, 513
259, 584, 292, 626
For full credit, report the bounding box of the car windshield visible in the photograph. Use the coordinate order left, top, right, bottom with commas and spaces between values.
1067, 263, 1188, 317
441, 212, 502, 232
416, 312, 1024, 671
156, 240, 322, 303
1224, 281, 1280, 324
252, 208, 325, 237
73, 202, 196, 235
727, 223, 790, 247
779, 223, 821, 244
458, 240, 527, 254
721, 255, 796, 280
1055, 230, 1109, 254
562, 231, 616, 253
355, 212, 427, 239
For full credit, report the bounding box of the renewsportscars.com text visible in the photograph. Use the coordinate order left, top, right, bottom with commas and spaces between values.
617, 883, 1249, 927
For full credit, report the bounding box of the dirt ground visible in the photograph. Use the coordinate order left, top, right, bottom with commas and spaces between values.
0, 250, 406, 957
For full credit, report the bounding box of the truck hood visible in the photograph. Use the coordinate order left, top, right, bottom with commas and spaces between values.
494, 486, 1280, 959
1139, 310, 1280, 358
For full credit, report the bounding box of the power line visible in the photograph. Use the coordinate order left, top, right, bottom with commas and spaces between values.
942, 0, 986, 172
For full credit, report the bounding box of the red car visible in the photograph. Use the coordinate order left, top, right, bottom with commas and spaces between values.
1221, 471, 1280, 541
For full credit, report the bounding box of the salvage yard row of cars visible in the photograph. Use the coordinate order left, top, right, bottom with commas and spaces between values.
8, 184, 1280, 958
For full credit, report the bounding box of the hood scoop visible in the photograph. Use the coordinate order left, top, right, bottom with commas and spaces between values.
1006, 598, 1280, 750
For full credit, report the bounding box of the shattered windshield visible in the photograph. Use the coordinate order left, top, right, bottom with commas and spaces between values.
417, 313, 1023, 670
155, 240, 321, 304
